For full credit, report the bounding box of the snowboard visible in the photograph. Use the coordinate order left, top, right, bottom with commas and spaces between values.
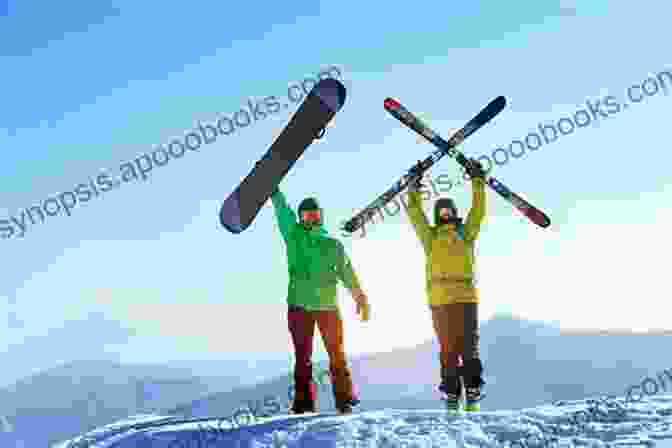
220, 78, 347, 233
341, 96, 506, 234
383, 97, 551, 229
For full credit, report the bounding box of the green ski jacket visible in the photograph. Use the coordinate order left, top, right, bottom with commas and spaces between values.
271, 189, 361, 310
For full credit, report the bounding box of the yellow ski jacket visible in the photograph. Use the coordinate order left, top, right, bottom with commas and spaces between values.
405, 177, 486, 305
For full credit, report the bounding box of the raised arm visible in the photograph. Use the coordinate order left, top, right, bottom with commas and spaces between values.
404, 180, 432, 253
463, 165, 486, 243
270, 188, 297, 243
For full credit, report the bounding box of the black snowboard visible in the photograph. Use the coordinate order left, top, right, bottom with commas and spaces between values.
219, 78, 347, 233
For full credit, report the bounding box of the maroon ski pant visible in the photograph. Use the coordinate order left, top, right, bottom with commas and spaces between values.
288, 305, 357, 408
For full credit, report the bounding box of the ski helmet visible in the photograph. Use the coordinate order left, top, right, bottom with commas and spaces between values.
434, 198, 459, 224
298, 197, 323, 225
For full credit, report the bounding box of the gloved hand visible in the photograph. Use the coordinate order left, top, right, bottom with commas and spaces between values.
465, 158, 486, 179
352, 288, 370, 322
407, 160, 426, 191
407, 176, 425, 192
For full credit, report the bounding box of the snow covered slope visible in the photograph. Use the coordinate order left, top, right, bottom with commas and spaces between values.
55, 395, 672, 448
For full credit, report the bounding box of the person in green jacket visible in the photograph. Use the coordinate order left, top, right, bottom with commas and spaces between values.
271, 186, 370, 414
404, 158, 487, 411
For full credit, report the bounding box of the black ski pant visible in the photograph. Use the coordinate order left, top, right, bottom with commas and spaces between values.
430, 302, 484, 393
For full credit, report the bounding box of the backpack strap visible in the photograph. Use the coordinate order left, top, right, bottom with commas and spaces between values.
456, 223, 466, 241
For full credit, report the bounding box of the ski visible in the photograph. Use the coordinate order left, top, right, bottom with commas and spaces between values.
383, 97, 550, 228
220, 78, 346, 234
341, 96, 507, 234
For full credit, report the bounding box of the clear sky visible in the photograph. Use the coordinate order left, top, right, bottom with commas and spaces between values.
1, 0, 671, 382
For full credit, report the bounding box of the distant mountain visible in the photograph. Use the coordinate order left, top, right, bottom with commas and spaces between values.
164, 358, 291, 385
8, 314, 672, 446
0, 359, 253, 447
168, 313, 672, 418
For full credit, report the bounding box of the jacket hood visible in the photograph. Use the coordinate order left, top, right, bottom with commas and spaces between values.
434, 198, 459, 225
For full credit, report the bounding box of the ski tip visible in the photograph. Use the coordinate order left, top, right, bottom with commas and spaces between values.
527, 207, 551, 228
383, 98, 400, 109
492, 96, 507, 110
314, 78, 347, 113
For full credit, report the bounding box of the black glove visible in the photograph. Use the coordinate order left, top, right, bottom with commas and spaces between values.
407, 160, 426, 191
407, 176, 425, 191
465, 158, 486, 179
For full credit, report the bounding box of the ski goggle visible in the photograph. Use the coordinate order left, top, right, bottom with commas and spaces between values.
301, 210, 321, 222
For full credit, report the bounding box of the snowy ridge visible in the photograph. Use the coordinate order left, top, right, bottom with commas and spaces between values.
55, 395, 672, 448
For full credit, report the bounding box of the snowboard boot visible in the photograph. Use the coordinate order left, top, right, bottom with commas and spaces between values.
461, 358, 485, 412
290, 380, 317, 414
331, 366, 359, 415
336, 397, 360, 414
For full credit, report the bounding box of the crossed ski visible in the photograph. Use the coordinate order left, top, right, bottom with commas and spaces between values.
341, 97, 550, 233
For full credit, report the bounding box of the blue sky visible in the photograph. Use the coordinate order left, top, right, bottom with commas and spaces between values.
1, 0, 671, 384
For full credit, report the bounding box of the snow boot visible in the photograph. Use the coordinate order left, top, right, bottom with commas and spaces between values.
464, 387, 484, 411
331, 366, 359, 415
438, 372, 463, 412
440, 391, 461, 412
461, 358, 485, 412
336, 397, 360, 414
290, 380, 317, 414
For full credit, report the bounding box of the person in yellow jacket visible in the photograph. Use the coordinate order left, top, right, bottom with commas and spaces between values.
404, 158, 487, 411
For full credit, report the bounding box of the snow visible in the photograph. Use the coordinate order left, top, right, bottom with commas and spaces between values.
54, 395, 672, 448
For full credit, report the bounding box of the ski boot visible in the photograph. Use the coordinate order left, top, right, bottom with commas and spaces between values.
438, 381, 462, 413
461, 358, 485, 412
438, 364, 464, 413
440, 391, 461, 413
464, 386, 485, 411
